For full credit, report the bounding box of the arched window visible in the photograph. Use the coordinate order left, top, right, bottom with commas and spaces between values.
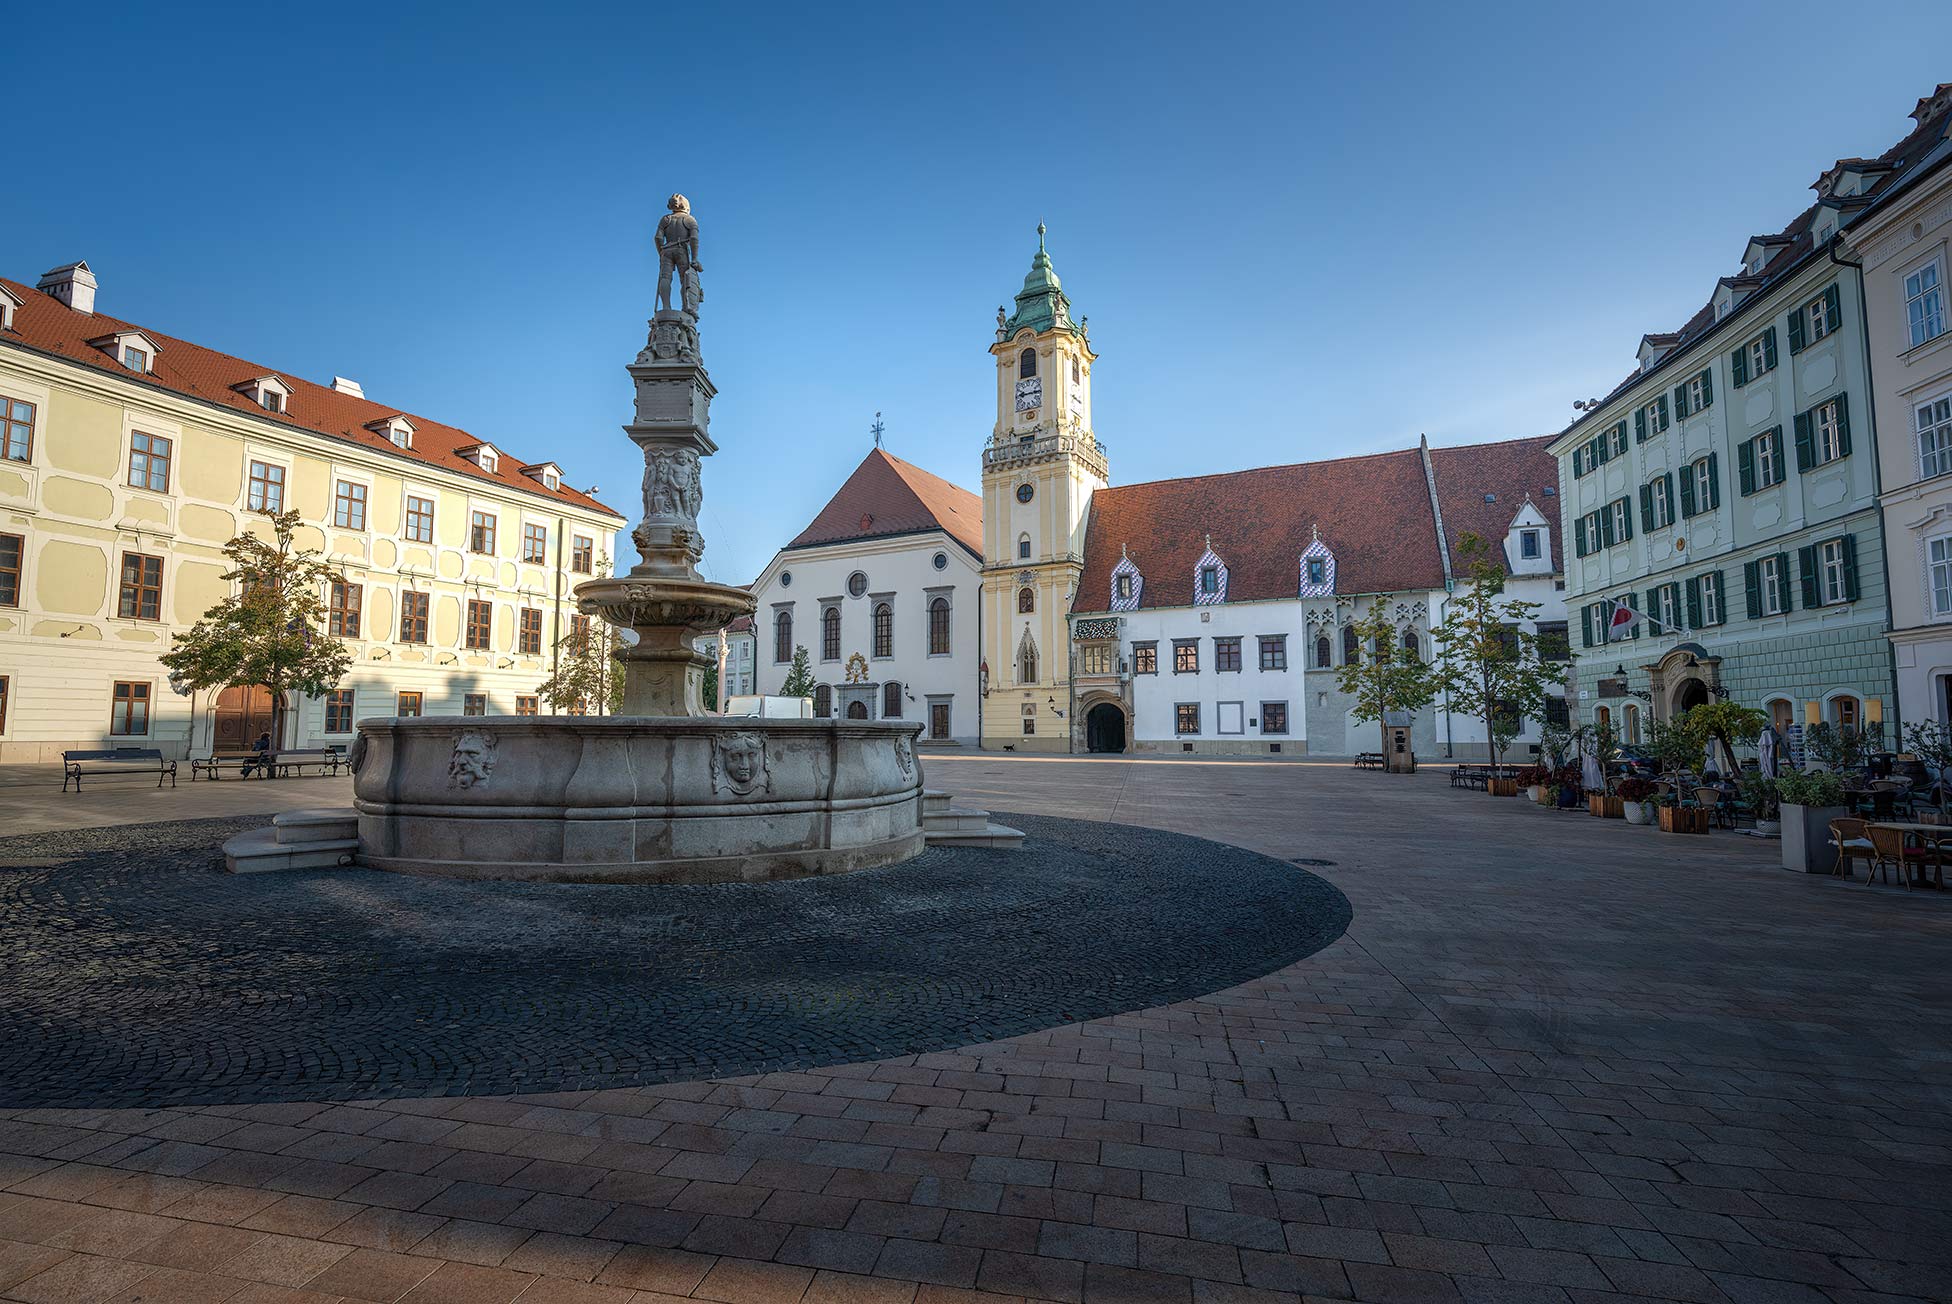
1594, 705, 1611, 728
928, 597, 951, 655
1019, 348, 1036, 379
883, 681, 902, 719
813, 684, 832, 718
872, 602, 893, 658
1831, 695, 1861, 735
821, 606, 841, 661
1624, 703, 1641, 744
774, 610, 792, 664
1018, 638, 1038, 684
1371, 633, 1387, 659
1314, 635, 1332, 669
1018, 587, 1035, 614
1341, 625, 1359, 665
1401, 628, 1420, 660
1018, 532, 1031, 560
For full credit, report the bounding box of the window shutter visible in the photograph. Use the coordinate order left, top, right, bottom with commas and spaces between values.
1662, 473, 1675, 524
1673, 385, 1688, 420
1679, 464, 1697, 517
1764, 326, 1778, 370
1824, 283, 1841, 332
1835, 392, 1852, 457
1686, 576, 1702, 628
1744, 561, 1761, 619
1798, 545, 1820, 608
1778, 551, 1796, 611
1639, 484, 1654, 533
1771, 433, 1786, 484
1635, 408, 1646, 443
1738, 439, 1756, 494
1788, 304, 1806, 354
1700, 369, 1714, 408
1794, 412, 1814, 471
1602, 508, 1616, 548
1657, 394, 1670, 431
1706, 452, 1721, 508
1574, 517, 1588, 558
1842, 534, 1860, 602
1581, 605, 1594, 648
1732, 344, 1749, 387
1644, 589, 1660, 628
1619, 498, 1633, 540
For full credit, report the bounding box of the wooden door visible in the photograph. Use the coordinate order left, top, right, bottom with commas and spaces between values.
929, 703, 951, 740
214, 685, 276, 750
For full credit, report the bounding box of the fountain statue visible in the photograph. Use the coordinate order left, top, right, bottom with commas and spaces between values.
347, 199, 926, 882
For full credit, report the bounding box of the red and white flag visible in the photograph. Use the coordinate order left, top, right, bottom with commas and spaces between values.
1607, 602, 1643, 640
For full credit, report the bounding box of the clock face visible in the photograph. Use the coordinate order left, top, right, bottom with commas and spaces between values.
1014, 377, 1042, 412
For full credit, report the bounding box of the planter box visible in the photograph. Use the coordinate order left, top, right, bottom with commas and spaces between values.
1622, 800, 1653, 825
1489, 778, 1520, 797
1587, 794, 1623, 819
1529, 785, 1549, 805
1781, 802, 1846, 873
1658, 805, 1710, 834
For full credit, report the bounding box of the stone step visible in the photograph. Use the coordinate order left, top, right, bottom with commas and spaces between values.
926, 822, 1027, 850
922, 790, 952, 816
924, 806, 994, 834
274, 807, 359, 845
223, 826, 360, 873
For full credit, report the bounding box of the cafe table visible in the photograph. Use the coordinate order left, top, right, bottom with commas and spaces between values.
1867, 822, 1951, 888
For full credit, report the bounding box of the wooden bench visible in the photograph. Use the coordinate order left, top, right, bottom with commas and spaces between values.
191, 750, 273, 780
62, 747, 178, 793
271, 746, 346, 778
1354, 752, 1383, 770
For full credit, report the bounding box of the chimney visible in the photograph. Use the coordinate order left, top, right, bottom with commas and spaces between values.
330, 376, 365, 398
37, 261, 97, 315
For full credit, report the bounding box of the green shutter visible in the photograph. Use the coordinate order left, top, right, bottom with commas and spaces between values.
1798, 545, 1820, 608
1581, 605, 1594, 648
1700, 369, 1714, 409
1778, 551, 1795, 611
1788, 302, 1806, 353
1744, 560, 1762, 619
1619, 497, 1633, 541
1733, 343, 1750, 387
1640, 483, 1654, 533
1738, 439, 1756, 494
1686, 576, 1702, 628
1794, 412, 1814, 471
1824, 283, 1841, 334
1602, 508, 1615, 548
1771, 431, 1786, 484
1657, 394, 1670, 431
1574, 515, 1588, 558
1673, 384, 1688, 420
1634, 408, 1646, 443
1679, 463, 1697, 517
1835, 392, 1852, 457
1706, 452, 1721, 508
1662, 473, 1675, 525
1764, 326, 1779, 370
1645, 589, 1660, 630
1842, 534, 1860, 602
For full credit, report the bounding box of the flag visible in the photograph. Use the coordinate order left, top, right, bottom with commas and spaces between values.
1606, 602, 1642, 641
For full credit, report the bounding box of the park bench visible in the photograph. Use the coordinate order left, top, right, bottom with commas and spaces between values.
62, 747, 178, 793
271, 746, 346, 778
1450, 766, 1490, 791
191, 750, 274, 780
1354, 752, 1383, 770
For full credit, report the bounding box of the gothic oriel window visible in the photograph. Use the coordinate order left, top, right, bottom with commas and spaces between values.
1018, 587, 1034, 613
1341, 625, 1359, 664
872, 602, 893, 658
1018, 638, 1038, 684
1020, 349, 1036, 379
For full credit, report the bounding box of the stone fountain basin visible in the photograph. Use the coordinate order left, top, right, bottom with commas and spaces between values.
353, 716, 924, 884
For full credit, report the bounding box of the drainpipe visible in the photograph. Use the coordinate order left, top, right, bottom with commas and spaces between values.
1438, 582, 1456, 758
1831, 238, 1900, 741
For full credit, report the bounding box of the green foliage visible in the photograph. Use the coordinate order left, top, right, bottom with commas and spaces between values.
1902, 719, 1952, 819
1777, 767, 1847, 808
779, 645, 817, 699
1803, 721, 1868, 772
1681, 701, 1768, 772
1644, 716, 1703, 775
160, 510, 354, 738
1430, 533, 1561, 767
1333, 596, 1438, 757
700, 659, 719, 712
536, 619, 624, 715
1739, 774, 1780, 820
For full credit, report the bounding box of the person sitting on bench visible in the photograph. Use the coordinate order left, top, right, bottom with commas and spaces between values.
241, 731, 273, 778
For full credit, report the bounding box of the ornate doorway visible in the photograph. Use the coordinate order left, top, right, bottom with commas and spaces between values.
929, 703, 951, 740
845, 700, 868, 720
1086, 702, 1127, 754
1673, 678, 1709, 714
214, 685, 279, 750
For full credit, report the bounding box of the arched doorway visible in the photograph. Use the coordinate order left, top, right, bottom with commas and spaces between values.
1673, 679, 1708, 715
845, 700, 868, 720
1086, 702, 1127, 754
214, 685, 280, 750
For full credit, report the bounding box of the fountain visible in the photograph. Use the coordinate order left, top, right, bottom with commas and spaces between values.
349, 197, 925, 882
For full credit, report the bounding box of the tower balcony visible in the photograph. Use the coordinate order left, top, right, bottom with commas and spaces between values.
983, 431, 1108, 479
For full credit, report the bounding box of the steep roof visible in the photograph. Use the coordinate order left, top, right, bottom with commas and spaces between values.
786, 449, 983, 558
0, 273, 622, 519
1074, 435, 1559, 613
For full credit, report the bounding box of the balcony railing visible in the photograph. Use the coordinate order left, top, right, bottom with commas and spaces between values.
983, 432, 1108, 475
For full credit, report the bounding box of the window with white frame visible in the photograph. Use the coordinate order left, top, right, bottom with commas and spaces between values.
1759, 554, 1786, 615
1604, 423, 1628, 459
1582, 514, 1602, 554
1747, 334, 1772, 379
1814, 398, 1845, 463
1693, 458, 1714, 509
1657, 585, 1678, 629
1608, 500, 1630, 540
1930, 535, 1952, 617
1755, 429, 1783, 489
1820, 538, 1849, 605
1907, 257, 1946, 348
1918, 393, 1952, 480
1805, 291, 1836, 343
1686, 373, 1709, 413
1700, 571, 1724, 626
1650, 477, 1672, 528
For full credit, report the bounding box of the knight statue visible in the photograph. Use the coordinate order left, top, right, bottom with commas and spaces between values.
655, 194, 703, 316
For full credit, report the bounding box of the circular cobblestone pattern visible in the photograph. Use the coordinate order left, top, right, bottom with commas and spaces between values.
0, 813, 1350, 1108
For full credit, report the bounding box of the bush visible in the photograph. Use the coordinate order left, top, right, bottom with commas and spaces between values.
1515, 765, 1551, 786
1777, 768, 1847, 808
1615, 777, 1656, 802
1740, 774, 1780, 820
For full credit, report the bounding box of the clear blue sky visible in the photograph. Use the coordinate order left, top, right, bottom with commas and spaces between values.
7, 2, 1948, 585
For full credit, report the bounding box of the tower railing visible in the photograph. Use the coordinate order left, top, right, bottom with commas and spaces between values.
982, 431, 1108, 476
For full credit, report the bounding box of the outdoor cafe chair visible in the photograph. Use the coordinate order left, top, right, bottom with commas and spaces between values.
1829, 818, 1873, 881
1692, 786, 1732, 829
1865, 825, 1928, 890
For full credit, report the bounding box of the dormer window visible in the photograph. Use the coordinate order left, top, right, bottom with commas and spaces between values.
123, 345, 148, 370
460, 443, 501, 474
0, 287, 20, 331
544, 470, 558, 490
522, 462, 564, 492
91, 330, 160, 375
365, 415, 415, 450
1520, 529, 1541, 560
233, 375, 292, 415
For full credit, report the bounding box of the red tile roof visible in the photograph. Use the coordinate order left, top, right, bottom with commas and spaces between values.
1074, 437, 1559, 613
787, 449, 983, 558
0, 273, 623, 519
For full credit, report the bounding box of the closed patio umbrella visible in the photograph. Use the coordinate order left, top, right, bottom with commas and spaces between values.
1757, 726, 1777, 777
1582, 733, 1604, 792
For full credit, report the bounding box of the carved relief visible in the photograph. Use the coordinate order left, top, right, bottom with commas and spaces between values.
711, 730, 771, 798
347, 732, 369, 775
894, 733, 915, 779
448, 729, 497, 789
641, 447, 702, 524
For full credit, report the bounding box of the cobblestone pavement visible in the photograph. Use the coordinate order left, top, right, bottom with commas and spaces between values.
0, 813, 1348, 1108
0, 754, 1948, 1304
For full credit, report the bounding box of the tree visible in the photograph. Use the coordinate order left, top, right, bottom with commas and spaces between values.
780, 645, 816, 699
1333, 596, 1436, 762
699, 658, 719, 713
1430, 533, 1561, 767
1903, 720, 1952, 820
1681, 700, 1767, 775
161, 509, 354, 747
536, 619, 623, 715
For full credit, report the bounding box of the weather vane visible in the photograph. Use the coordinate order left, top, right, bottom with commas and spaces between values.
871, 411, 885, 448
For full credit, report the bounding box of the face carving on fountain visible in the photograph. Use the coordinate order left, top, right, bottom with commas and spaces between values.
711, 731, 771, 798
448, 729, 498, 789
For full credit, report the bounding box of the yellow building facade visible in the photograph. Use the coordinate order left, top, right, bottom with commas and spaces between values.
979, 229, 1108, 750
0, 264, 622, 761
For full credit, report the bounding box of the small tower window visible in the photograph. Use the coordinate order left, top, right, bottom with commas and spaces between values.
1201, 566, 1219, 594
1071, 357, 1080, 384
1115, 575, 1132, 600
1019, 349, 1037, 380
1306, 558, 1325, 585
1018, 532, 1031, 560
1520, 529, 1541, 559
1018, 587, 1035, 614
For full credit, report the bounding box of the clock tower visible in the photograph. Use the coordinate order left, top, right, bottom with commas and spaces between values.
980, 224, 1108, 751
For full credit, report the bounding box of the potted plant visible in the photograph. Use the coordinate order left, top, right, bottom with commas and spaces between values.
1584, 722, 1623, 817
1616, 776, 1657, 825
1656, 788, 1711, 834
1776, 767, 1848, 873
1740, 773, 1781, 835
1515, 764, 1551, 804
1555, 763, 1583, 809
1903, 720, 1952, 825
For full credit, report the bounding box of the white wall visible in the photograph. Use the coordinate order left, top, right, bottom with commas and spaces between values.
749, 532, 982, 741
1120, 600, 1309, 747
